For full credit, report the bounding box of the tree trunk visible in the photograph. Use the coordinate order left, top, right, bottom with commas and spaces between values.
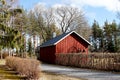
24, 36, 26, 52
33, 35, 36, 55
0, 51, 3, 59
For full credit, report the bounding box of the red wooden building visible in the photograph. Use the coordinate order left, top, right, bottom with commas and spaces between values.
39, 31, 91, 63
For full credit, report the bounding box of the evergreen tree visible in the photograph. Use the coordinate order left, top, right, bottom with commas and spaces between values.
0, 0, 26, 57
103, 20, 119, 52
111, 20, 119, 51
91, 20, 103, 51
27, 38, 33, 57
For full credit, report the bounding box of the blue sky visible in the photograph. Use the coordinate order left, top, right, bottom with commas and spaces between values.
19, 0, 120, 26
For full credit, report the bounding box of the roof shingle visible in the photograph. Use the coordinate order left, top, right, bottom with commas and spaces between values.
40, 31, 91, 47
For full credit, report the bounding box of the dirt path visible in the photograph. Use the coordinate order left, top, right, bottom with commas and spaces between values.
41, 63, 120, 80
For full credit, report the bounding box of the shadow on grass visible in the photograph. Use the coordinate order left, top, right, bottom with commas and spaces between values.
0, 65, 27, 80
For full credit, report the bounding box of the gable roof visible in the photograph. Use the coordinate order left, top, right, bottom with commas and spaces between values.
40, 31, 91, 47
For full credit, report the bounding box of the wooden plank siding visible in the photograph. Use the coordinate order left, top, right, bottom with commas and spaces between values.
56, 34, 89, 54
39, 31, 91, 63
40, 46, 56, 63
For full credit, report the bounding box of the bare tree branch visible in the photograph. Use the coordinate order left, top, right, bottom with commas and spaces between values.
55, 6, 88, 33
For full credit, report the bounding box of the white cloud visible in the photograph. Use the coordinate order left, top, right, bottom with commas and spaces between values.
86, 12, 97, 20
31, 2, 46, 13
52, 3, 83, 11
32, 0, 120, 12
34, 2, 46, 9
52, 4, 65, 8
66, 0, 120, 12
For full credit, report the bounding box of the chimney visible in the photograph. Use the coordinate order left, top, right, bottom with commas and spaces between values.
53, 32, 56, 38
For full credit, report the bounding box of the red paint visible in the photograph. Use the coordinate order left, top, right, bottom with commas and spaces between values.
56, 34, 89, 54
40, 32, 90, 63
40, 46, 56, 63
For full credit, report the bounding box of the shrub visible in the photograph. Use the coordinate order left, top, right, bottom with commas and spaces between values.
55, 53, 120, 71
5, 56, 40, 79
3, 52, 9, 58
0, 52, 9, 59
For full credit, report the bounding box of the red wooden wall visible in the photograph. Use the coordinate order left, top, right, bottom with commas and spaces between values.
56, 34, 89, 54
40, 33, 89, 63
40, 46, 56, 63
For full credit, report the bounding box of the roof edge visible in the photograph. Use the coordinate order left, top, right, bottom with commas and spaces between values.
73, 31, 92, 45
54, 31, 92, 45
40, 44, 55, 48
54, 31, 73, 45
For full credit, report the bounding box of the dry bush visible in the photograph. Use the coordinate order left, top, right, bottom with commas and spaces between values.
56, 53, 120, 71
0, 52, 9, 59
18, 59, 40, 79
6, 56, 16, 69
3, 52, 9, 58
5, 56, 40, 79
56, 53, 88, 67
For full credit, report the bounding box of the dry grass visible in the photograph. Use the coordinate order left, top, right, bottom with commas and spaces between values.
40, 71, 85, 80
0, 59, 85, 80
0, 59, 26, 80
5, 56, 40, 79
0, 59, 5, 65
56, 53, 120, 71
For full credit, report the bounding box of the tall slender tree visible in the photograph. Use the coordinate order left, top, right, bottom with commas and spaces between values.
91, 20, 103, 51
0, 0, 27, 57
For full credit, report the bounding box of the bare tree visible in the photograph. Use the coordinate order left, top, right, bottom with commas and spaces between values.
76, 26, 92, 40
30, 4, 91, 43
32, 5, 61, 42
42, 8, 57, 40
55, 6, 87, 33
43, 8, 55, 27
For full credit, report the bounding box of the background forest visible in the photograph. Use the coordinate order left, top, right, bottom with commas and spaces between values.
0, 0, 120, 59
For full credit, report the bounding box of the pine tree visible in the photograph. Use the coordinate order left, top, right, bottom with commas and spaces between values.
91, 20, 103, 51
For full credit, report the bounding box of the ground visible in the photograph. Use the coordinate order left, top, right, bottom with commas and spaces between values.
2, 59, 120, 80
40, 71, 84, 80
0, 59, 26, 80
41, 63, 120, 80
0, 59, 83, 80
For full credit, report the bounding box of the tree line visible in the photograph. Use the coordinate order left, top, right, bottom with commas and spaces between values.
91, 20, 120, 52
0, 0, 120, 57
0, 0, 90, 56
